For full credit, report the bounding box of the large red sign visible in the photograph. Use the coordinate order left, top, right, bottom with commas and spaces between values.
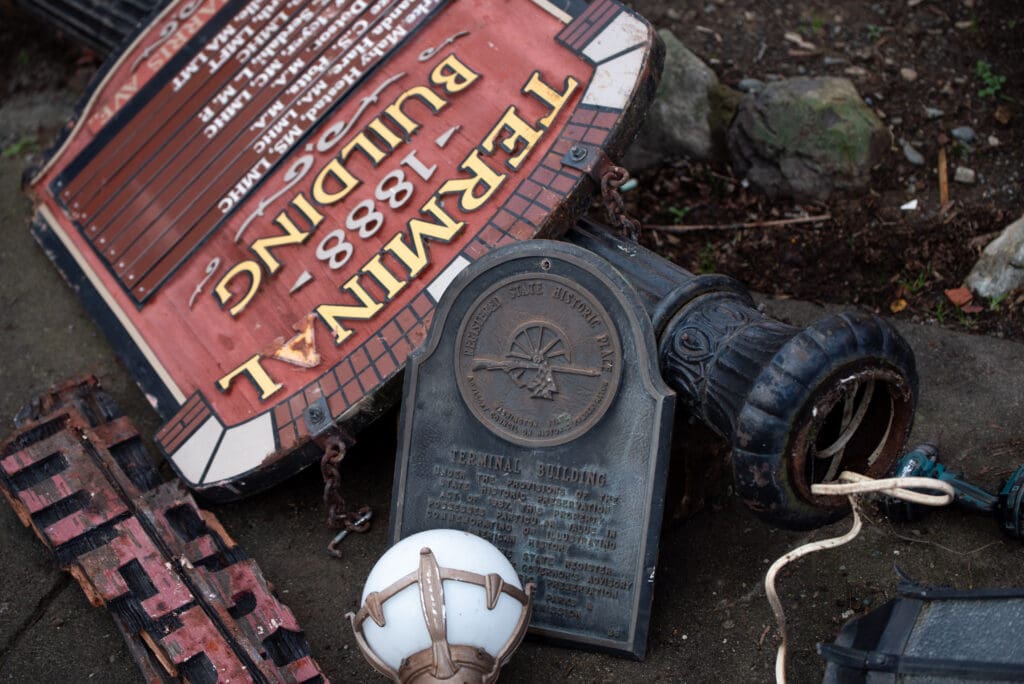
28, 0, 661, 498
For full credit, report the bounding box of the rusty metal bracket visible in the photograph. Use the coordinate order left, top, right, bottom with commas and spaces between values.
0, 376, 327, 683
303, 397, 334, 437
560, 143, 614, 179
561, 144, 642, 241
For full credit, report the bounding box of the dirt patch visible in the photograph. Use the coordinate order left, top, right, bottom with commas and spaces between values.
623, 0, 1023, 339
0, 8, 99, 96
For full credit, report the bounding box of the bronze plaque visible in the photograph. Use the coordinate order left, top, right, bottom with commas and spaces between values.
390, 240, 674, 658
454, 273, 623, 447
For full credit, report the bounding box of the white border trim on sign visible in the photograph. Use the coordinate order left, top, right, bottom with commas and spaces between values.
36, 204, 186, 406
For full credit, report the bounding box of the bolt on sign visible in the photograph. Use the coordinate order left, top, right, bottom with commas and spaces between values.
26, 0, 662, 497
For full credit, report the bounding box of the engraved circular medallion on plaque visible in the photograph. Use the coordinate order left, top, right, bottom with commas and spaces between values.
455, 272, 622, 447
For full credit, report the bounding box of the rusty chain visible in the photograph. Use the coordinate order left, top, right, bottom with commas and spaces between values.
320, 434, 372, 557
600, 164, 642, 242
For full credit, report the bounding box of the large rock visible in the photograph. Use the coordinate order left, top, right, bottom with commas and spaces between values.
966, 215, 1024, 299
624, 30, 728, 169
727, 77, 889, 201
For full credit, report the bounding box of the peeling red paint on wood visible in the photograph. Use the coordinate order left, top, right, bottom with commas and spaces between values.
0, 376, 328, 683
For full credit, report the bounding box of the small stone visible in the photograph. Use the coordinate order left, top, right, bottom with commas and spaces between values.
624, 29, 722, 168
954, 166, 977, 184
988, 135, 1001, 147
951, 125, 977, 143
900, 67, 918, 82
726, 77, 890, 200
737, 78, 765, 93
844, 65, 868, 77
967, 214, 1024, 299
823, 56, 847, 67
722, 619, 735, 629
924, 106, 945, 119
901, 139, 926, 166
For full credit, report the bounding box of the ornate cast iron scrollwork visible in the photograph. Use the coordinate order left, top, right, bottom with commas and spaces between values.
568, 220, 917, 529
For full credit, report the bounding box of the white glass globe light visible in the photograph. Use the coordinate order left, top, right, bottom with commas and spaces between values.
349, 529, 534, 683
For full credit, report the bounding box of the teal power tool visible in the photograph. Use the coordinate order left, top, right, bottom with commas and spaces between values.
884, 444, 1024, 540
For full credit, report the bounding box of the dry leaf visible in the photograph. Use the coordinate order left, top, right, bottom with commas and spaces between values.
890, 298, 908, 313
994, 105, 1012, 126
961, 303, 984, 314
944, 287, 973, 307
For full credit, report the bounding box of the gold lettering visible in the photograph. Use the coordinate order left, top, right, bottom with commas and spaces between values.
316, 274, 384, 345
522, 72, 580, 129
384, 86, 447, 136
216, 354, 283, 399
360, 255, 407, 299
481, 106, 543, 169
291, 192, 324, 227
312, 158, 360, 206
341, 131, 387, 166
367, 117, 403, 150
437, 149, 506, 212
384, 196, 465, 277
251, 212, 311, 274
214, 261, 262, 316
430, 54, 480, 94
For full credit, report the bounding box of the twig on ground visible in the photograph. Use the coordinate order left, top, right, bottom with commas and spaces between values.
968, 230, 1002, 250
883, 522, 1003, 556
706, 170, 741, 183
755, 40, 767, 62
647, 213, 831, 234
938, 147, 949, 207
696, 25, 723, 43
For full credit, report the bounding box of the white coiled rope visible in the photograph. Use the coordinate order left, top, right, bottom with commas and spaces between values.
764, 472, 956, 683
